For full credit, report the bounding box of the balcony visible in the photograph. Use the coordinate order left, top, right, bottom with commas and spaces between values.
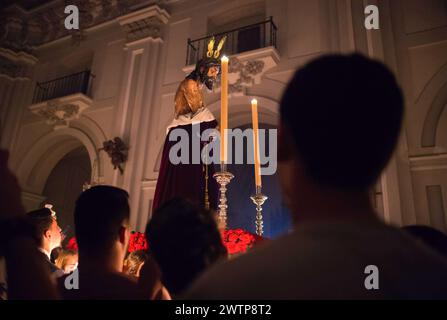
183, 17, 280, 95
186, 17, 278, 66
29, 70, 94, 129
32, 70, 93, 104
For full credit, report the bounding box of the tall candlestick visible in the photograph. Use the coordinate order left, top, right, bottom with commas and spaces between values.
220, 56, 229, 163
251, 99, 262, 187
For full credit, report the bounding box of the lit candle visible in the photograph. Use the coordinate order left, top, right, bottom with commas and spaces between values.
251, 99, 261, 188
220, 56, 229, 163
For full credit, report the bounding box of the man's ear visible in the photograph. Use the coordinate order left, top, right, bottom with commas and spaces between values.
43, 229, 51, 240
278, 122, 293, 162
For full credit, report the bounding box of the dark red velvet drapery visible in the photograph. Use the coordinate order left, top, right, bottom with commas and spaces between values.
152, 120, 219, 214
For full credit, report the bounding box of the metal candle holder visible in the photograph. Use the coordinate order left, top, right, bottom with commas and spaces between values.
250, 185, 268, 236
213, 162, 234, 230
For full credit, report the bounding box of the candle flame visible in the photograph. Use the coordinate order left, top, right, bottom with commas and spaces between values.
251, 99, 257, 105
221, 56, 229, 62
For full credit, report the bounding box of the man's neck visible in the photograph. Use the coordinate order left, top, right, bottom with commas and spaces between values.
290, 188, 378, 225
79, 251, 124, 274
38, 246, 51, 260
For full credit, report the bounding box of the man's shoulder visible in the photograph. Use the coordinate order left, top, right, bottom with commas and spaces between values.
37, 250, 64, 277
58, 269, 140, 300
186, 223, 447, 299
185, 234, 300, 298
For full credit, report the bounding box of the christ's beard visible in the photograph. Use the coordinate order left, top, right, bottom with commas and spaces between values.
204, 78, 214, 90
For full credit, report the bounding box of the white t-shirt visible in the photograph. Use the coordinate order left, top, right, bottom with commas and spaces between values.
186, 219, 447, 299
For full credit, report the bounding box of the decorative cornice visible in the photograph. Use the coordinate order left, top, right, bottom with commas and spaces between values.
117, 5, 170, 43
29, 93, 92, 129
0, 47, 37, 80
225, 57, 265, 94
0, 1, 171, 53
0, 47, 38, 64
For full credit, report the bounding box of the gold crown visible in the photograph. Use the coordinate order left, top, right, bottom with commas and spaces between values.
206, 36, 227, 59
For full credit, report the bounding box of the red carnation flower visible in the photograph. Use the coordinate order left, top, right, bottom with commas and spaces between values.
128, 231, 149, 253
226, 242, 240, 255
66, 237, 78, 251
221, 228, 264, 256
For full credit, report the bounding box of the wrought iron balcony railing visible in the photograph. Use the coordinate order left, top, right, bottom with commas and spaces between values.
32, 70, 94, 104
186, 16, 278, 66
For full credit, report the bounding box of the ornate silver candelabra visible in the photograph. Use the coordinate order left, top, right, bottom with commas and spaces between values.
250, 185, 268, 236
213, 162, 234, 230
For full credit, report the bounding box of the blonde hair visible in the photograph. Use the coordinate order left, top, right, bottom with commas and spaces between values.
55, 249, 78, 271
124, 250, 148, 277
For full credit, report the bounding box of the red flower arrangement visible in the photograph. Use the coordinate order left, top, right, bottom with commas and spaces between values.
65, 229, 262, 257
128, 231, 149, 253
220, 228, 264, 255
66, 236, 78, 251
65, 232, 149, 253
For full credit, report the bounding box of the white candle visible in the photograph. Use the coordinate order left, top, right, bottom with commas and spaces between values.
220, 56, 229, 163
251, 99, 261, 187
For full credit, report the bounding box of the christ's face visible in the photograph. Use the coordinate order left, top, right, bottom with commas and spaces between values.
207, 66, 219, 80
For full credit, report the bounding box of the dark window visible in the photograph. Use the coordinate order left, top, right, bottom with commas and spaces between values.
237, 26, 261, 53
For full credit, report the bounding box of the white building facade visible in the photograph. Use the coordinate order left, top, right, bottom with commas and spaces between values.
0, 0, 446, 234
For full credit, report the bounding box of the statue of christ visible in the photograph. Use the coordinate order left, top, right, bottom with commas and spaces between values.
153, 44, 225, 213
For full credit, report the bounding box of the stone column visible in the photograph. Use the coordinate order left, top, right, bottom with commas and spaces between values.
0, 48, 37, 152
348, 0, 417, 226
114, 5, 170, 231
